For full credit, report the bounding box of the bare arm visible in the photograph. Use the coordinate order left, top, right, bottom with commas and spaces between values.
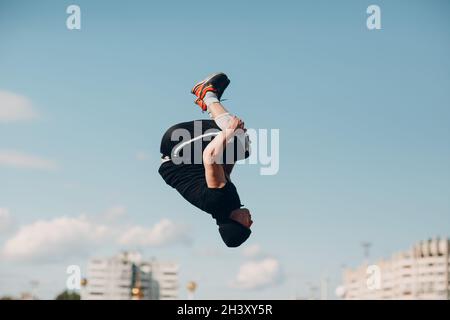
203, 116, 243, 188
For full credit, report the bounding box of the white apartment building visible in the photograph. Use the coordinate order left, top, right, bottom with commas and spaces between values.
140, 260, 179, 300
81, 252, 179, 300
340, 237, 450, 300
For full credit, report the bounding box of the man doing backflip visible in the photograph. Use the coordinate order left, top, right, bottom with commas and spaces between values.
158, 73, 253, 247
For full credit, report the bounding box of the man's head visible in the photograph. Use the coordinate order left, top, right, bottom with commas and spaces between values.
218, 208, 252, 248
230, 208, 253, 228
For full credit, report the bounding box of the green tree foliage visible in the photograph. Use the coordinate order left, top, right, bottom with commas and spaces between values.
54, 290, 80, 300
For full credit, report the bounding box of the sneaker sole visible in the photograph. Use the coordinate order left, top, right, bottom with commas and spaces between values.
191, 72, 228, 95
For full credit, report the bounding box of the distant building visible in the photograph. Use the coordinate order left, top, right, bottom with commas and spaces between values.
81, 252, 178, 300
340, 237, 450, 300
140, 260, 179, 300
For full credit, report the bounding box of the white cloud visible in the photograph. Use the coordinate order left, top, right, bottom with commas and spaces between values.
118, 218, 192, 247
0, 150, 58, 170
0, 90, 37, 123
0, 208, 14, 233
242, 244, 264, 258
135, 151, 151, 161
1, 215, 110, 262
231, 258, 283, 290
0, 214, 192, 262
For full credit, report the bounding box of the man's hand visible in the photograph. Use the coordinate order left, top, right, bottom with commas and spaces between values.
224, 116, 246, 139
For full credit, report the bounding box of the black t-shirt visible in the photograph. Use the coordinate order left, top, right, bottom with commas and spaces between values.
158, 120, 244, 223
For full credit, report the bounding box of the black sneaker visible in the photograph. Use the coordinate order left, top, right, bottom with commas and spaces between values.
191, 72, 230, 111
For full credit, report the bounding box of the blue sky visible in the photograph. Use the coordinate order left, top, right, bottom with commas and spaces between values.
0, 0, 449, 299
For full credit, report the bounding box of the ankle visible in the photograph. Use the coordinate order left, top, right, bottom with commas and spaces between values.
203, 91, 220, 108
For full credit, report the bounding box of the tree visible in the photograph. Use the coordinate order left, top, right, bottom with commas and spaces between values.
54, 290, 80, 300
